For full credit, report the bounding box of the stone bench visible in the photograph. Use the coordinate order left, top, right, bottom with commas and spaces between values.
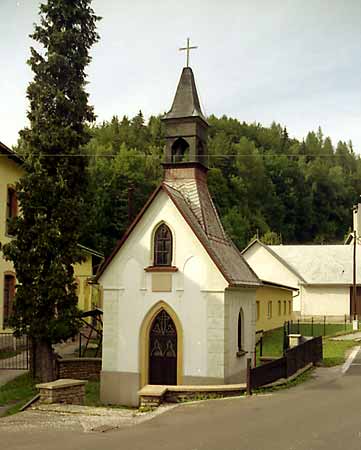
36, 379, 87, 405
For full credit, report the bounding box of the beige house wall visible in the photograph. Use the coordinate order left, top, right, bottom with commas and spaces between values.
255, 286, 294, 332
0, 156, 24, 330
0, 153, 100, 330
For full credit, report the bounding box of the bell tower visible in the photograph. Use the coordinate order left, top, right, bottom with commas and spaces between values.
162, 66, 209, 168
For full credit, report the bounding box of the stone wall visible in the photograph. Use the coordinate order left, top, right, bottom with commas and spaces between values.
56, 357, 101, 380
37, 379, 86, 405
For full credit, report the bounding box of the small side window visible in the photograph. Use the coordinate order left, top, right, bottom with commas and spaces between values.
267, 301, 272, 319
6, 187, 17, 235
3, 274, 16, 328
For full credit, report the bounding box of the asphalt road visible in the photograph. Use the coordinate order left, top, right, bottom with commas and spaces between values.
2, 356, 361, 450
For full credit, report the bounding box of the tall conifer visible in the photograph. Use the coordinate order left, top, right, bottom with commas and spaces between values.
2, 0, 99, 381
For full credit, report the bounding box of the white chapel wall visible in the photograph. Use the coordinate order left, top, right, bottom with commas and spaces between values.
224, 288, 256, 382
100, 190, 228, 379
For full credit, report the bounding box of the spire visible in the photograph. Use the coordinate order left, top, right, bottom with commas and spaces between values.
164, 67, 207, 123
162, 67, 208, 167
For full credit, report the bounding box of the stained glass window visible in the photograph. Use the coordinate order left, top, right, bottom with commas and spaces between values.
154, 224, 172, 266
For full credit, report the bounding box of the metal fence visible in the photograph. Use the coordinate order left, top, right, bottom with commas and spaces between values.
285, 315, 356, 340
249, 336, 322, 391
0, 333, 29, 370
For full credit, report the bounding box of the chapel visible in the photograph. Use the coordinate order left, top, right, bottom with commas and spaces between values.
97, 65, 261, 407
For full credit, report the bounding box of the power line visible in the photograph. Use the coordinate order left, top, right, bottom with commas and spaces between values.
0, 153, 356, 159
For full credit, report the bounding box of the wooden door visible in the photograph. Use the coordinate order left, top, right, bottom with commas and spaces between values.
350, 286, 361, 316
149, 310, 177, 385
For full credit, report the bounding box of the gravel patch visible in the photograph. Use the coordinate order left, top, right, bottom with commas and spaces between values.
0, 403, 178, 433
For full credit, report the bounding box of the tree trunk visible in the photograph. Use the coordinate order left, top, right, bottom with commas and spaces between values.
30, 338, 56, 382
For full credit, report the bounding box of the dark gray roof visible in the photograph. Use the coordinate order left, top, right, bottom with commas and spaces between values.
0, 141, 23, 165
164, 67, 208, 123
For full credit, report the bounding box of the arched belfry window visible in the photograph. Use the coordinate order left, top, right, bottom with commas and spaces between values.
171, 138, 190, 163
154, 224, 173, 266
238, 309, 244, 352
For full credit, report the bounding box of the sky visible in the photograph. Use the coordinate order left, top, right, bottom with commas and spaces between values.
1, 0, 361, 152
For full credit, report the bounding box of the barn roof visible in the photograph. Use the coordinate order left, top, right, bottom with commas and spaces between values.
267, 244, 361, 285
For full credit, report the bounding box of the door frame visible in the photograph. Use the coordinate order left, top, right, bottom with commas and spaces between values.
139, 301, 183, 387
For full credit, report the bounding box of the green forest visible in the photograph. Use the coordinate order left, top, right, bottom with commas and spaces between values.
24, 112, 361, 256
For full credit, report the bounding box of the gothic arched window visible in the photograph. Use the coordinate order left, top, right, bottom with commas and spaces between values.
154, 224, 173, 266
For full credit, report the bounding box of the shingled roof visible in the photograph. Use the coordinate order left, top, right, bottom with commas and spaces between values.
164, 67, 208, 123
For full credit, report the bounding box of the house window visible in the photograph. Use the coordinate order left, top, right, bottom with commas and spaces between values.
256, 301, 260, 321
238, 309, 244, 351
3, 274, 15, 328
283, 300, 287, 315
154, 224, 172, 266
6, 187, 17, 235
267, 301, 272, 319
278, 300, 282, 316
288, 301, 292, 315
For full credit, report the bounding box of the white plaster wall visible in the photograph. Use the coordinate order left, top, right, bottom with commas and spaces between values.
301, 285, 349, 316
224, 288, 256, 380
100, 190, 228, 378
244, 244, 300, 289
243, 244, 301, 312
206, 291, 225, 379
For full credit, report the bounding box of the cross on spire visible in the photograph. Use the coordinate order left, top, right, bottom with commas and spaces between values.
179, 38, 198, 67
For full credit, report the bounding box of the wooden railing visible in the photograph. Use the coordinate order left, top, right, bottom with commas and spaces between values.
248, 336, 322, 392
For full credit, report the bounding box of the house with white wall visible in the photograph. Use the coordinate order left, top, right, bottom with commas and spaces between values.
243, 239, 361, 318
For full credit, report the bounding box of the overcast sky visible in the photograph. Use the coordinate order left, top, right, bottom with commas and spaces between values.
1, 0, 361, 152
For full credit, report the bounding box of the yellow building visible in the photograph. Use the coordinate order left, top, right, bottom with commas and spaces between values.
0, 141, 103, 330
255, 281, 297, 333
0, 142, 24, 330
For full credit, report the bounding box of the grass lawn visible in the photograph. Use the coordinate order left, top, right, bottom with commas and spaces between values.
84, 380, 102, 406
0, 373, 37, 416
256, 327, 284, 365
0, 350, 21, 360
289, 322, 353, 337
321, 339, 357, 367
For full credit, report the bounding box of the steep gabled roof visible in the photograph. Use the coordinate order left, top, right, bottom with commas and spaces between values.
96, 183, 260, 287
163, 67, 208, 123
0, 141, 23, 165
242, 239, 306, 283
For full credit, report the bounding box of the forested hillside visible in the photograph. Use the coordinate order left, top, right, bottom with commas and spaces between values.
20, 112, 361, 256
79, 112, 361, 255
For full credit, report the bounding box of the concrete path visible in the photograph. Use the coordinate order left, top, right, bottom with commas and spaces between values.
331, 331, 361, 340
0, 369, 27, 388
1, 359, 361, 450
0, 352, 28, 387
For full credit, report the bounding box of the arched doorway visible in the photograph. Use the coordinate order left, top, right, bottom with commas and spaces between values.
149, 309, 177, 385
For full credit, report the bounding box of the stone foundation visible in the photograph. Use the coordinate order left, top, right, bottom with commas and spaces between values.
138, 383, 246, 408
36, 379, 87, 405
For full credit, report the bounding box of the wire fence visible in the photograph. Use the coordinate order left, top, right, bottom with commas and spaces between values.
285, 315, 358, 338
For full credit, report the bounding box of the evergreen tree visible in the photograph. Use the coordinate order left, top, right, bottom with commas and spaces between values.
2, 0, 99, 381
